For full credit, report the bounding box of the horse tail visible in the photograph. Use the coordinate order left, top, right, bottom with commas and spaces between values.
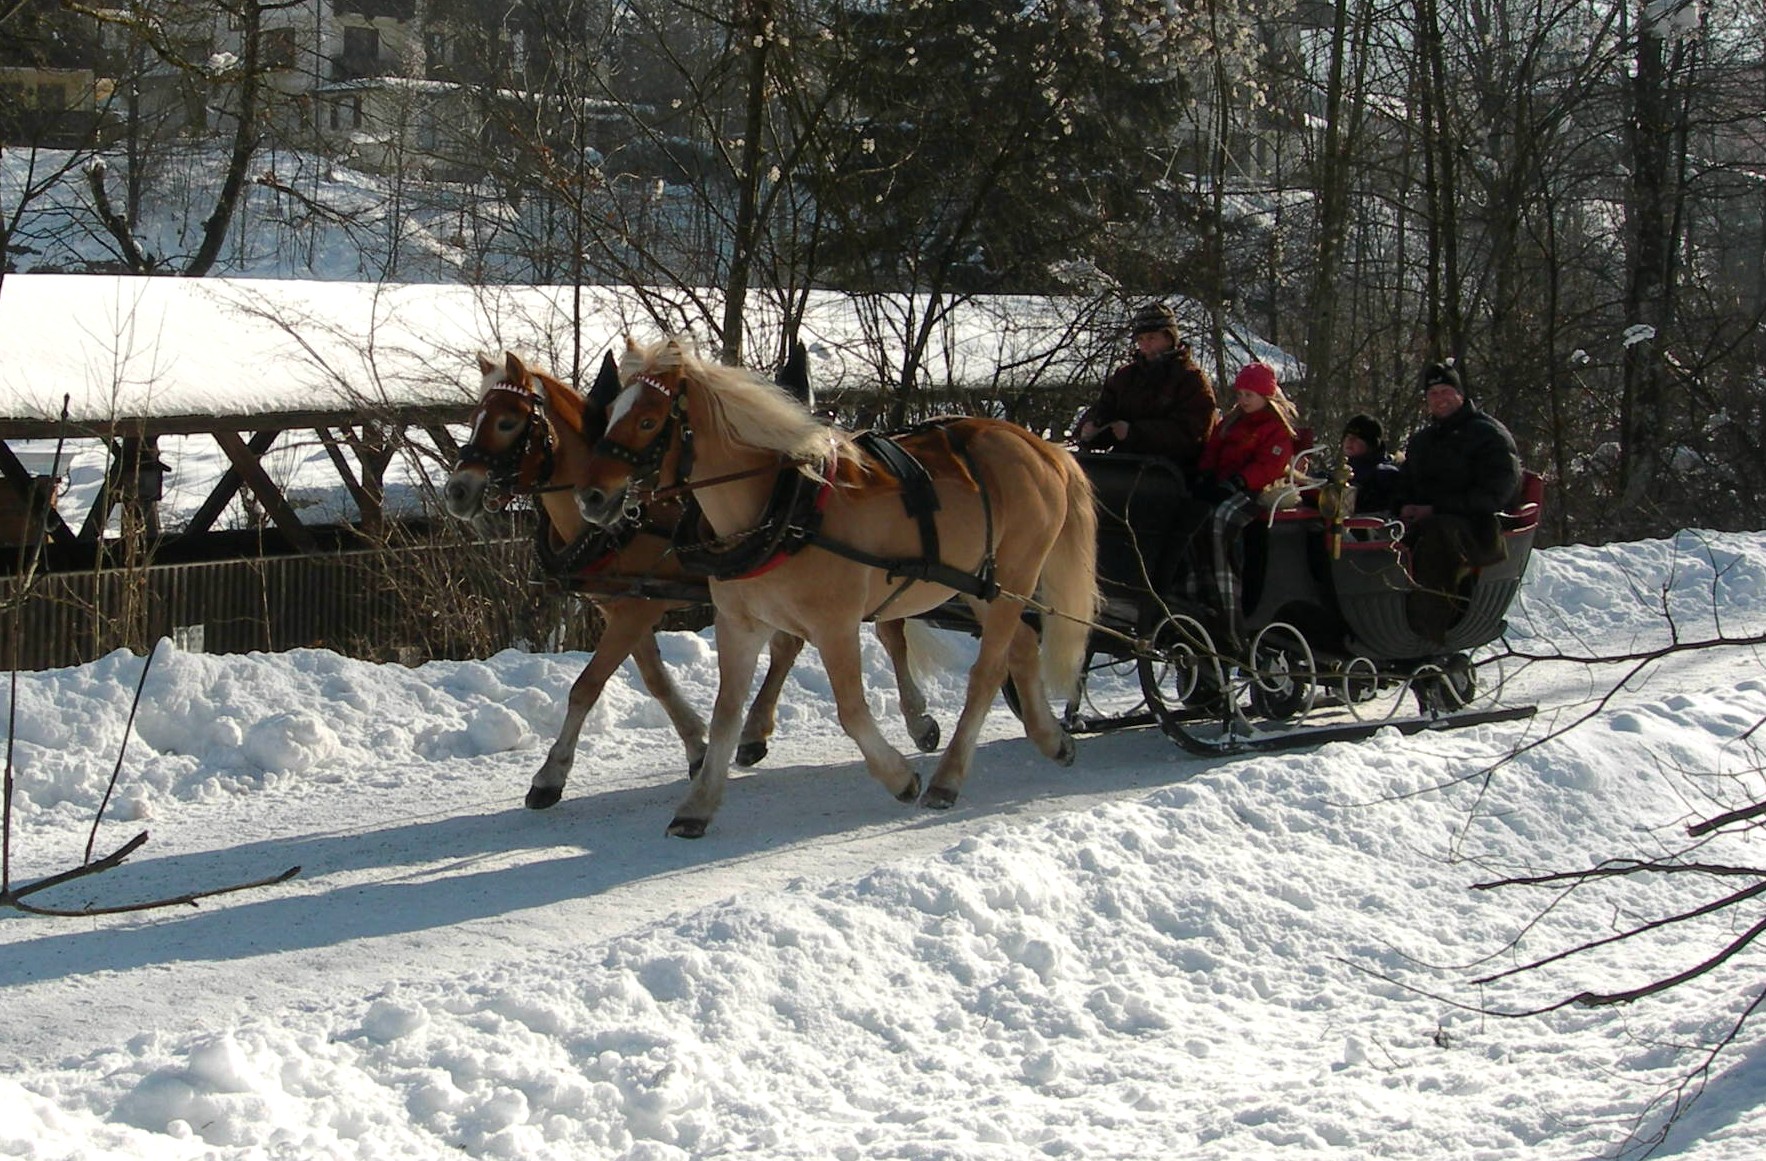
901, 618, 959, 686
1036, 450, 1100, 703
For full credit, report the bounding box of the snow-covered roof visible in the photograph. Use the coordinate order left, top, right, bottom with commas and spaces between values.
0, 276, 1065, 425
0, 275, 1284, 426
0, 276, 496, 423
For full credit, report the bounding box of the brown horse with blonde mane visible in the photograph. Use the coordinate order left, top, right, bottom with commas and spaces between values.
574, 336, 1100, 837
442, 351, 941, 810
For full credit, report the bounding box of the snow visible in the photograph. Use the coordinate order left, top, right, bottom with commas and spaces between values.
0, 272, 1282, 425
3, 529, 1766, 1159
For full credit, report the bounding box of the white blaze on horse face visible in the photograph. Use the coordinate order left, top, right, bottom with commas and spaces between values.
465, 408, 490, 449
606, 381, 644, 430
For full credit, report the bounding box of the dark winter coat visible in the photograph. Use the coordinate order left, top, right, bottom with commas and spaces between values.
1197, 405, 1296, 495
1347, 451, 1402, 513
1396, 400, 1522, 564
1074, 344, 1217, 467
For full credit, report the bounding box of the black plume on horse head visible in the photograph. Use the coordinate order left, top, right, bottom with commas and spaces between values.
775, 340, 811, 405
587, 350, 623, 411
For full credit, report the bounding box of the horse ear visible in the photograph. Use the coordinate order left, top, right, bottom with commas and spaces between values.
476, 352, 496, 376
504, 351, 528, 382
587, 350, 622, 410
776, 340, 810, 403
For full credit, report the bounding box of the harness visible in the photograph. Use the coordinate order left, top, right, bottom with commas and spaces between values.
807, 425, 1000, 605
532, 505, 638, 580
463, 382, 649, 587
670, 455, 836, 580
660, 413, 1000, 608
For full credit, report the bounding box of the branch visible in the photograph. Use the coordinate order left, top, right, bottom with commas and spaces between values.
1471, 876, 1766, 988
1501, 629, 1766, 666
2, 830, 150, 901
1473, 860, 1766, 889
86, 640, 157, 863
84, 161, 158, 274
1688, 799, 1766, 838
1563, 915, 1766, 1010
0, 829, 301, 915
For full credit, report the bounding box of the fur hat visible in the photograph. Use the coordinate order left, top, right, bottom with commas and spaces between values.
1232, 362, 1279, 398
1343, 413, 1384, 453
1129, 301, 1180, 337
1421, 360, 1464, 395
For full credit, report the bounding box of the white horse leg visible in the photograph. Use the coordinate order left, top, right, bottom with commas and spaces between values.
529, 601, 673, 808
817, 628, 921, 803
875, 619, 939, 752
736, 631, 806, 767
668, 613, 770, 838
923, 598, 1027, 809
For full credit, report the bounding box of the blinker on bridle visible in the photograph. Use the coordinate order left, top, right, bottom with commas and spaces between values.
457, 380, 557, 499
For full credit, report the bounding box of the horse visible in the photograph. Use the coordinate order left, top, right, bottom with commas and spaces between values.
574, 336, 1100, 837
442, 351, 941, 810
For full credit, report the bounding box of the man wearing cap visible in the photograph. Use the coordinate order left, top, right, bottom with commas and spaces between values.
1395, 361, 1522, 644
1074, 301, 1217, 469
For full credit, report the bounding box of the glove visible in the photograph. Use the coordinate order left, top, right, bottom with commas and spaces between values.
1190, 477, 1231, 504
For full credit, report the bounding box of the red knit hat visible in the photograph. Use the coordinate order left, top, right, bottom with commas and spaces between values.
1233, 362, 1278, 397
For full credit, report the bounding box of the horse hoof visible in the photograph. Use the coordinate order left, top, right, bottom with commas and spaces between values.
525, 785, 564, 810
735, 740, 768, 768
1055, 732, 1076, 767
687, 755, 705, 780
894, 773, 922, 804
921, 785, 959, 810
667, 816, 708, 839
910, 717, 940, 753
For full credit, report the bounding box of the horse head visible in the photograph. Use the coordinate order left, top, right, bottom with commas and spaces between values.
442, 351, 554, 521
574, 337, 691, 528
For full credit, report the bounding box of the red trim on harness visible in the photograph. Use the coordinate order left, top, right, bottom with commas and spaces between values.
575, 549, 621, 577
726, 456, 837, 581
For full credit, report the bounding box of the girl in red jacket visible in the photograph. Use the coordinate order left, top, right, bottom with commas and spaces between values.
1194, 361, 1300, 647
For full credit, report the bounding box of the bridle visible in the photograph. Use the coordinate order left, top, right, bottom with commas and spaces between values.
594, 372, 783, 508
591, 374, 685, 480
456, 381, 560, 508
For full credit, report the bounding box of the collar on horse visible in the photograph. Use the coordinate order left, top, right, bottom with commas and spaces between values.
669, 450, 837, 581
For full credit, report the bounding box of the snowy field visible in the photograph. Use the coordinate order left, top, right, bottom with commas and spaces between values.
2, 530, 1765, 1159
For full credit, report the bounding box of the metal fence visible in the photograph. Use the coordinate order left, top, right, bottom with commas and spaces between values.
0, 539, 608, 671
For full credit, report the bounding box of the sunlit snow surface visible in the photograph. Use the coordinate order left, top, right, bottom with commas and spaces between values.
0, 531, 1763, 1159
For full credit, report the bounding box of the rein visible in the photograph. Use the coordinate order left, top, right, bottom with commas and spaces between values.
641, 461, 782, 505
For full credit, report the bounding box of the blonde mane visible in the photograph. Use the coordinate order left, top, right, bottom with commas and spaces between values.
621, 337, 855, 471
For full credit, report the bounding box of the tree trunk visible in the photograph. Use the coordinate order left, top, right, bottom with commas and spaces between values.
718, 0, 773, 367
1617, 7, 1681, 521
1302, 0, 1353, 402
186, 1, 266, 277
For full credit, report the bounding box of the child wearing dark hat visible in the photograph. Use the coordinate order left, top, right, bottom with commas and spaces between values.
1341, 413, 1400, 513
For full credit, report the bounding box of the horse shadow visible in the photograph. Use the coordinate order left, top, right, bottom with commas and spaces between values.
0, 725, 1214, 989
